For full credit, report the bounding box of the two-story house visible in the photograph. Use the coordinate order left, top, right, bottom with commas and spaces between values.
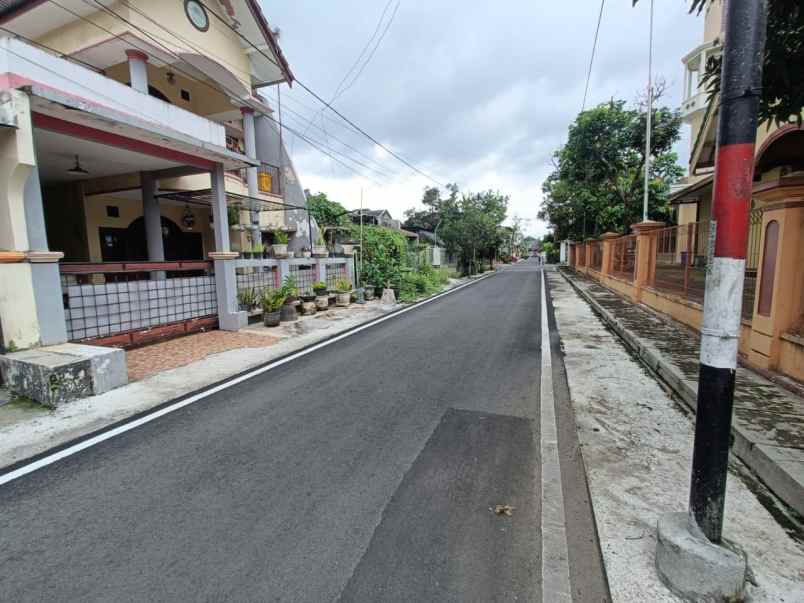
0, 0, 340, 360
654, 0, 803, 379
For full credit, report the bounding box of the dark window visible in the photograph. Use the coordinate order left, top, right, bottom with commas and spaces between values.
758, 220, 779, 316
106, 205, 120, 218
181, 89, 191, 101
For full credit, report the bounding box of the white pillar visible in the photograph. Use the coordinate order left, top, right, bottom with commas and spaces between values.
241, 107, 261, 247
126, 49, 149, 94
209, 163, 246, 331
141, 172, 164, 262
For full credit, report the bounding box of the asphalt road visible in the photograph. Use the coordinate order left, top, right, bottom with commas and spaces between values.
0, 262, 608, 602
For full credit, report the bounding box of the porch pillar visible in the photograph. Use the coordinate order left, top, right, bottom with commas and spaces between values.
747, 180, 804, 379
125, 49, 149, 95
0, 90, 66, 349
140, 171, 165, 266
631, 220, 664, 300
241, 107, 261, 248
209, 163, 247, 331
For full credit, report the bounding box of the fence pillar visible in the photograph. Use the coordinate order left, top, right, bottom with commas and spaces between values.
0, 90, 66, 349
600, 232, 620, 277
747, 182, 804, 377
631, 220, 664, 300
316, 259, 328, 288
278, 258, 291, 287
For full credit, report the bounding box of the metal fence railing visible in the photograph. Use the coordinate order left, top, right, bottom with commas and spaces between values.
650, 212, 762, 321
651, 220, 710, 305
60, 261, 216, 342
589, 241, 603, 271
289, 263, 316, 295
235, 263, 279, 301
326, 262, 349, 290
610, 235, 637, 282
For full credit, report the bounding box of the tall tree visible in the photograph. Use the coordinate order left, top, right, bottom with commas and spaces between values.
539, 98, 683, 240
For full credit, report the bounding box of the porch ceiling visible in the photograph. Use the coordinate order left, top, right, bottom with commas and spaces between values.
35, 128, 180, 185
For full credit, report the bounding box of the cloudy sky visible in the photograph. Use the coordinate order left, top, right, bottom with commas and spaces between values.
263, 1, 703, 238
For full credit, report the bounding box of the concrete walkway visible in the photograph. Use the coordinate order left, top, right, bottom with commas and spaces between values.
561, 269, 804, 518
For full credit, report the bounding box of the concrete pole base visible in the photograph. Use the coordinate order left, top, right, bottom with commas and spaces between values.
656, 512, 746, 601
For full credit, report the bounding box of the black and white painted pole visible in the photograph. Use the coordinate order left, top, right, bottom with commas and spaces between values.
688, 0, 767, 544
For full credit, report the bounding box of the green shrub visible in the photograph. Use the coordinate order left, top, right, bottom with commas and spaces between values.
260, 289, 286, 313
273, 230, 289, 245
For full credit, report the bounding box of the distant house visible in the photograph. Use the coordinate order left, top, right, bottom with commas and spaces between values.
348, 209, 400, 229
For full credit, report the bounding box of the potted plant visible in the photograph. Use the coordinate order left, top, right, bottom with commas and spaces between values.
260, 289, 285, 327
340, 243, 354, 256
313, 281, 328, 297
280, 275, 299, 321
272, 230, 289, 257
313, 233, 328, 257
364, 286, 375, 301
237, 287, 257, 312
253, 242, 264, 259
335, 278, 352, 307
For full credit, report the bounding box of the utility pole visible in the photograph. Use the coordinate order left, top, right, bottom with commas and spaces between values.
642, 0, 654, 222
688, 0, 767, 543
656, 2, 767, 599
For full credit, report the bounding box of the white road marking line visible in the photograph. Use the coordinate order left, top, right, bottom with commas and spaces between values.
540, 268, 573, 602
0, 274, 495, 487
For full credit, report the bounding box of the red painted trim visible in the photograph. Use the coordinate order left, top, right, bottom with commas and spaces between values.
124, 49, 149, 63
240, 106, 255, 115
32, 113, 216, 170
711, 143, 756, 259
60, 260, 212, 274
88, 315, 218, 349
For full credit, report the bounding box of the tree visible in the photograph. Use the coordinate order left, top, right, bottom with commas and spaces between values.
539, 98, 683, 240
440, 190, 509, 274
305, 190, 348, 228
634, 0, 804, 126
402, 184, 459, 231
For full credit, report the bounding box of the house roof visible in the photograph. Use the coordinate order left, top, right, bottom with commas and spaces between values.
668, 174, 713, 205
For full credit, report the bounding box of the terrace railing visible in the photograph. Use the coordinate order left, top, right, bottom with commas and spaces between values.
60, 261, 216, 344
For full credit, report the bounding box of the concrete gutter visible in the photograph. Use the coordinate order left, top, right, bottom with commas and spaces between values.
559, 269, 804, 518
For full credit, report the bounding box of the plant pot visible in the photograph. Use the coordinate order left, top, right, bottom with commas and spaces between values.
364, 288, 375, 301
242, 251, 252, 259
262, 250, 270, 259
315, 295, 329, 310
239, 303, 251, 312
340, 244, 354, 256
280, 303, 298, 322
336, 292, 351, 307
312, 245, 328, 257
263, 310, 281, 327
313, 288, 327, 298
272, 244, 288, 258
301, 250, 312, 258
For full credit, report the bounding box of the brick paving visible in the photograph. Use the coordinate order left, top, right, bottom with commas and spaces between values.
126, 330, 279, 382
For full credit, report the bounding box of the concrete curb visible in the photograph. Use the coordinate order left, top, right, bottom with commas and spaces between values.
559, 269, 804, 518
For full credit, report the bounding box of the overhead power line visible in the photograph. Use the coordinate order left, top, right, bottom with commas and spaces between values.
581, 0, 606, 113
194, 0, 446, 187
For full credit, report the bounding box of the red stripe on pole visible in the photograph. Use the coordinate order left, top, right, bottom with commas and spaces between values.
711, 143, 755, 259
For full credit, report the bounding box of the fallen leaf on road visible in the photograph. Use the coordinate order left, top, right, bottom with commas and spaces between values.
493, 504, 514, 517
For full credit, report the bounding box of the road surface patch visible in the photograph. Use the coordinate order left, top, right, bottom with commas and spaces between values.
338, 408, 539, 603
